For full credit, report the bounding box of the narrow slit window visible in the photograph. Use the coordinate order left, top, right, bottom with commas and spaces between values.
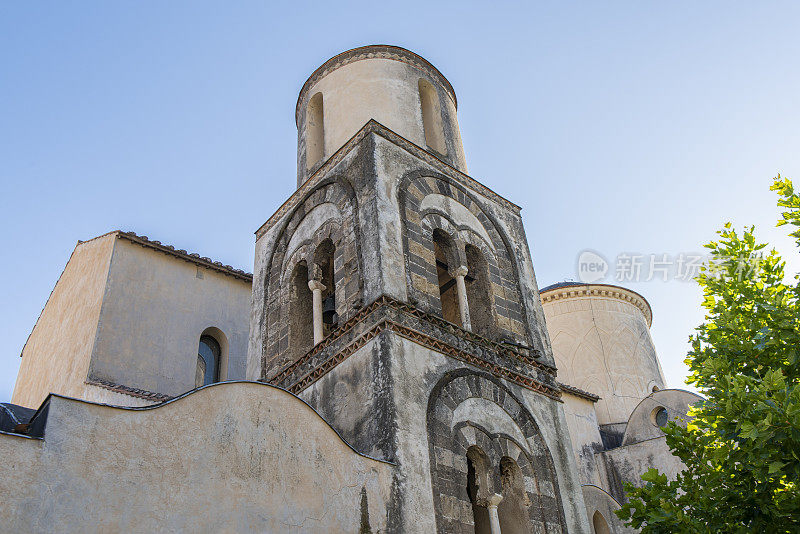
306, 92, 325, 170
419, 79, 447, 155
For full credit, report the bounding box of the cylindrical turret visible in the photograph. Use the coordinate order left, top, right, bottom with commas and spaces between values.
295, 45, 467, 187
540, 282, 666, 426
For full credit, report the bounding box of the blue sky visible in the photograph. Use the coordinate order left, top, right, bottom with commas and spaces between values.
1, 2, 799, 402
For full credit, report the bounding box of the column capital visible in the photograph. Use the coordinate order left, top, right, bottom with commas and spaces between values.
308, 279, 326, 292
450, 265, 468, 278
487, 493, 503, 508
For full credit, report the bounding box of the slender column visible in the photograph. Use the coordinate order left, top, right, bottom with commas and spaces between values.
308, 279, 326, 345
451, 265, 471, 330
487, 493, 503, 534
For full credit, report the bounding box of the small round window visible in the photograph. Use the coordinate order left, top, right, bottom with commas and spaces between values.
651, 407, 668, 427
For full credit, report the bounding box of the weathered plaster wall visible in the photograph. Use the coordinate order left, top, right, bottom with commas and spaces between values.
90, 237, 251, 396
541, 285, 666, 425
562, 392, 605, 487
515, 384, 593, 533
0, 382, 394, 533
581, 485, 635, 534
622, 389, 703, 446
300, 336, 395, 462
12, 234, 115, 408
594, 389, 700, 504
597, 436, 684, 504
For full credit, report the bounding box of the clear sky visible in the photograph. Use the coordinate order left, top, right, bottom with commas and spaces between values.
1, 2, 799, 402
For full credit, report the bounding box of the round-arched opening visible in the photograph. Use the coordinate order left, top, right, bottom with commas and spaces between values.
592, 510, 611, 534
498, 456, 529, 534
465, 244, 496, 337
198, 327, 229, 384
313, 239, 337, 336
466, 446, 491, 534
196, 335, 219, 387
289, 261, 314, 359
433, 229, 462, 327
650, 406, 668, 427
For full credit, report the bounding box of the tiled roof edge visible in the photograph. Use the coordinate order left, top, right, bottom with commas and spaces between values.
559, 382, 601, 402
85, 379, 174, 402
114, 231, 253, 282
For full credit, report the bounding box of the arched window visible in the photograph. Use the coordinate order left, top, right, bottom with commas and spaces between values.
498, 457, 530, 534
314, 239, 337, 336
465, 244, 495, 337
433, 230, 462, 327
592, 511, 611, 534
289, 261, 314, 359
466, 446, 491, 534
306, 92, 324, 170
419, 79, 447, 155
196, 335, 220, 387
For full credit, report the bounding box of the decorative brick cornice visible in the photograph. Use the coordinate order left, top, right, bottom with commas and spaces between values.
296, 45, 457, 126
85, 379, 174, 402
255, 120, 520, 240
540, 283, 652, 327
266, 296, 561, 401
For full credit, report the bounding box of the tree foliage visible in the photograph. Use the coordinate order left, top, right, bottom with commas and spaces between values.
616, 176, 800, 533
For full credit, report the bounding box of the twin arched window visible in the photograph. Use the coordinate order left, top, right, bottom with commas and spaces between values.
466, 447, 529, 534
288, 239, 338, 359
432, 230, 496, 336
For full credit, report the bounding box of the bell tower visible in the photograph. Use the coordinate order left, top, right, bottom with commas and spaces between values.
249, 45, 590, 533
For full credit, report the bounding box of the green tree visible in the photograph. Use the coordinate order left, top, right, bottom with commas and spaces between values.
616, 176, 800, 533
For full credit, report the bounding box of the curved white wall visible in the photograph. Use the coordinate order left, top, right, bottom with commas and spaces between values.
541, 284, 666, 425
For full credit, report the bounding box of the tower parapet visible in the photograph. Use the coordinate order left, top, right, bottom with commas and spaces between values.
295, 45, 467, 187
